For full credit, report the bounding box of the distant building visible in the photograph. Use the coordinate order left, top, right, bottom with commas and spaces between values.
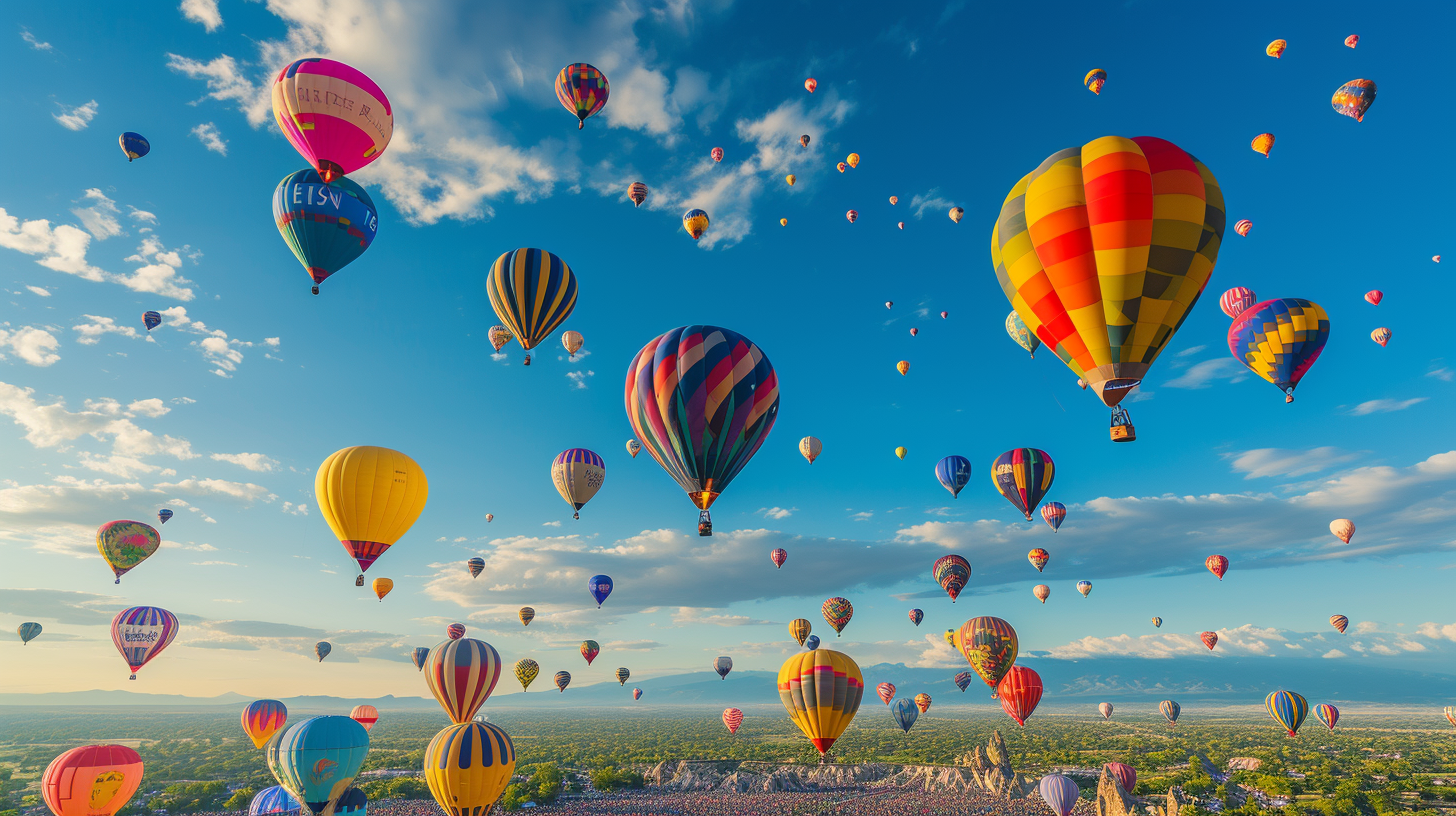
1227, 758, 1263, 771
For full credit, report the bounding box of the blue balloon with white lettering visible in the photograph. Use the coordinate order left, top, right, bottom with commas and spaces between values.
272, 169, 379, 295
588, 574, 613, 607
934, 455, 972, 499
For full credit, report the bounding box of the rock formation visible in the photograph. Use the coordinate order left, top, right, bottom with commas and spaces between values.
1092, 768, 1188, 816
953, 730, 1035, 800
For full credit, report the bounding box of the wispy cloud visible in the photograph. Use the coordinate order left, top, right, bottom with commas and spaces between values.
0, 327, 60, 367
1162, 357, 1248, 389
53, 100, 97, 131
21, 28, 53, 52
758, 506, 794, 520
190, 123, 228, 155
1348, 397, 1426, 416
909, 189, 953, 220
566, 370, 594, 390
1226, 447, 1356, 479
180, 0, 223, 31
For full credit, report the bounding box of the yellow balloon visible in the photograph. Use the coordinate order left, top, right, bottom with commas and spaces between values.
788, 618, 812, 646
316, 446, 429, 577
780, 218, 788, 227
514, 658, 539, 691
846, 153, 861, 168
896, 360, 909, 376
372, 577, 393, 602
777, 650, 864, 756
894, 446, 907, 460
786, 174, 796, 186
423, 722, 515, 816
562, 330, 584, 356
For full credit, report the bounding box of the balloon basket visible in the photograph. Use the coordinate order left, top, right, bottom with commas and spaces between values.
1110, 423, 1135, 442
698, 510, 713, 537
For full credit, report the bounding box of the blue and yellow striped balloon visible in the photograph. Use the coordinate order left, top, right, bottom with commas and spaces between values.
1227, 298, 1330, 402
1159, 699, 1180, 726
423, 721, 515, 816
1266, 690, 1309, 737
485, 248, 577, 352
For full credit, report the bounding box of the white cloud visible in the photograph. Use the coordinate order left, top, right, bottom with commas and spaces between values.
210, 452, 279, 472
154, 477, 276, 503
1226, 447, 1356, 479
909, 190, 954, 220
72, 315, 143, 345
1176, 345, 1207, 357
758, 507, 794, 520
190, 123, 228, 155
1428, 366, 1454, 382
1291, 451, 1456, 509
128, 207, 158, 224
0, 327, 60, 367
1322, 649, 1346, 659
165, 53, 270, 125
21, 28, 53, 52
1348, 397, 1427, 416
282, 501, 308, 516
156, 306, 273, 375
566, 370, 594, 389
180, 0, 223, 31
53, 100, 98, 131
0, 383, 196, 478
1162, 357, 1248, 389
25, 286, 50, 297
72, 189, 123, 240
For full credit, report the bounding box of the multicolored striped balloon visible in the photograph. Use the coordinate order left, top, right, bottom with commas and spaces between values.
247, 786, 299, 816
876, 682, 896, 705
624, 326, 779, 517
822, 597, 853, 636
777, 649, 864, 755
423, 722, 515, 816
425, 638, 502, 724
111, 606, 178, 679
242, 700, 288, 749
616, 667, 630, 685
1315, 703, 1339, 731
682, 209, 710, 240
272, 169, 378, 293
271, 59, 392, 182
581, 640, 600, 666
932, 555, 971, 602
992, 448, 1055, 520
1330, 614, 1349, 634
957, 616, 1018, 694
1219, 287, 1257, 318
1160, 699, 1181, 726
1332, 79, 1376, 123
1040, 502, 1066, 532
954, 671, 974, 692
554, 671, 571, 692
908, 608, 923, 626
551, 448, 605, 519
486, 248, 578, 353
991, 136, 1224, 410
1227, 298, 1330, 402
555, 63, 609, 129
1084, 68, 1107, 95
914, 693, 932, 713
1266, 689, 1310, 737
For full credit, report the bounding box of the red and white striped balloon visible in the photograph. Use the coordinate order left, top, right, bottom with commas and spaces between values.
722, 707, 743, 734
1219, 287, 1257, 318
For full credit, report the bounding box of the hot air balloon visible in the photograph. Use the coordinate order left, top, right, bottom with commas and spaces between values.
1039, 774, 1079, 816
412, 647, 430, 670
273, 169, 379, 295
111, 606, 177, 679
423, 721, 515, 816
487, 325, 513, 353
1040, 503, 1065, 532
789, 618, 812, 646
800, 135, 810, 148
1228, 298, 1330, 402
1266, 39, 1287, 58
265, 716, 369, 816
581, 640, 600, 666
1330, 615, 1349, 634
588, 574, 613, 607
466, 557, 485, 579
909, 328, 918, 337
616, 667, 630, 685
804, 78, 817, 93
444, 625, 468, 643
1200, 631, 1218, 650
625, 326, 778, 534
426, 638, 501, 723
785, 175, 796, 186
518, 608, 534, 627
823, 597, 853, 636
723, 708, 743, 734
683, 209, 710, 240
1206, 554, 1228, 580
328, 787, 366, 816
895, 446, 907, 460
954, 672, 974, 692
1005, 311, 1041, 357
908, 609, 923, 626
993, 136, 1227, 440
944, 630, 956, 646
948, 207, 964, 224
1033, 585, 1050, 603
42, 745, 144, 816
913, 693, 931, 714
1435, 256, 1442, 263
780, 218, 788, 227
1077, 580, 1092, 597
771, 548, 788, 569
348, 705, 378, 732
1030, 547, 1055, 573
314, 641, 332, 662
889, 196, 898, 205
243, 700, 289, 749
841, 153, 858, 170
316, 446, 427, 579
249, 786, 301, 816
555, 63, 608, 129
896, 360, 909, 376
845, 210, 858, 224
1365, 290, 1383, 306
799, 436, 822, 464
958, 617, 1018, 695
1266, 690, 1309, 737
1332, 79, 1376, 122
891, 698, 918, 733
17, 621, 42, 644
1160, 700, 1180, 726
562, 330, 584, 358
628, 181, 648, 207
1084, 68, 1107, 95
552, 448, 605, 520
1316, 703, 1339, 730
1252, 133, 1275, 156
119, 132, 151, 162
998, 666, 1042, 726
934, 455, 972, 498
514, 659, 538, 691
143, 312, 162, 331
778, 649, 863, 755
898, 222, 905, 229
713, 656, 733, 680
1105, 762, 1136, 794
486, 248, 578, 364
1100, 702, 1114, 720
992, 449, 1055, 520
1329, 519, 1359, 546
805, 635, 820, 650
553, 671, 571, 692
371, 577, 392, 602
1220, 287, 1257, 318
625, 439, 643, 460
710, 147, 724, 163
877, 683, 896, 706
632, 688, 642, 700
1371, 327, 1391, 347
1234, 219, 1252, 237
1345, 34, 1359, 47
272, 59, 392, 182
1447, 707, 1456, 728
96, 520, 160, 584
836, 162, 846, 173
1151, 617, 1162, 628
932, 554, 972, 602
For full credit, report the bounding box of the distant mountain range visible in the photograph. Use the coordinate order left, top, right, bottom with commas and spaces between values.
2, 656, 1448, 709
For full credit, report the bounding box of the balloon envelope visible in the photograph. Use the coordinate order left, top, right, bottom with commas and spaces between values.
954, 672, 974, 692
588, 574, 613, 607
683, 209, 710, 240
412, 647, 430, 671
908, 609, 923, 626
1160, 700, 1180, 725
1266, 690, 1310, 737
1005, 311, 1040, 357
890, 698, 918, 733
554, 671, 571, 692
1227, 299, 1330, 401
486, 248, 578, 352
1330, 615, 1349, 634
713, 656, 733, 679
722, 708, 743, 734
992, 449, 1055, 520
243, 700, 289, 749
777, 650, 864, 754
315, 642, 331, 662
552, 448, 605, 519
348, 706, 378, 732
822, 597, 853, 635
18, 621, 42, 644
1105, 762, 1136, 793
249, 786, 301, 816
958, 616, 1018, 693
554, 63, 609, 128
467, 557, 485, 578
96, 521, 160, 583
1039, 774, 1079, 816
43, 745, 144, 816
998, 666, 1042, 726
514, 659, 539, 691
423, 721, 515, 816
1099, 702, 1114, 720
119, 132, 151, 161
1040, 504, 1065, 532
273, 169, 378, 290
789, 618, 812, 646
805, 635, 820, 650
1316, 703, 1339, 730
111, 606, 178, 679
876, 682, 896, 706
1206, 554, 1228, 580
799, 436, 822, 464
265, 716, 370, 816
271, 59, 392, 181
315, 446, 428, 575
581, 640, 600, 666
144, 312, 162, 331
932, 554, 972, 602
1220, 287, 1257, 318
934, 455, 972, 498
1332, 79, 1376, 122
425, 638, 502, 724
914, 693, 931, 713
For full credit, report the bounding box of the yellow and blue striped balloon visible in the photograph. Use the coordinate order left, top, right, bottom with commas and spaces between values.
422, 722, 515, 816
485, 248, 577, 352
1266, 690, 1309, 737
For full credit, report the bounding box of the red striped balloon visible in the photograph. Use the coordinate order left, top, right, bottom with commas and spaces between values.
722, 707, 743, 734
1104, 762, 1136, 793
997, 666, 1042, 726
1219, 287, 1257, 318
426, 638, 502, 724
876, 682, 896, 705
241, 699, 288, 748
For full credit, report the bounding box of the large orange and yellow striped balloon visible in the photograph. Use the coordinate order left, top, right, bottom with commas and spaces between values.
991, 136, 1225, 408
423, 721, 515, 816
777, 649, 864, 755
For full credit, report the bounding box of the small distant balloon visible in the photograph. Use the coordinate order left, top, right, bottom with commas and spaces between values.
446, 623, 465, 640
1364, 290, 1383, 305
805, 635, 820, 650
1219, 287, 1257, 318
1100, 702, 1114, 720
822, 596, 853, 636
628, 181, 648, 207
485, 513, 493, 523
632, 688, 642, 700
877, 682, 896, 706
885, 301, 893, 309
1005, 311, 1040, 357
18, 622, 42, 644
1076, 580, 1092, 597
914, 692, 931, 714
315, 641, 331, 662
897, 222, 904, 230
412, 647, 430, 670
157, 508, 173, 524
1028, 548, 1050, 572
488, 325, 513, 353
1160, 699, 1180, 726
948, 207, 963, 223
1330, 614, 1349, 634
940, 311, 947, 319
891, 698, 918, 733
846, 153, 860, 169
683, 209, 710, 240
846, 209, 858, 223
1371, 327, 1391, 347
1345, 35, 1359, 48
1252, 133, 1275, 157
518, 608, 534, 626
1041, 503, 1065, 532
119, 132, 151, 161
555, 63, 609, 129
780, 217, 787, 226
588, 574, 613, 607
889, 196, 898, 205
515, 659, 538, 691
1332, 79, 1376, 122
771, 547, 788, 569
934, 455, 972, 499
581, 640, 600, 666
1206, 554, 1229, 580
954, 672, 973, 692
909, 328, 918, 337
896, 361, 909, 376
713, 656, 733, 679
1151, 617, 1162, 628
1234, 219, 1252, 237
723, 707, 743, 734
710, 147, 724, 163
908, 608, 923, 626
785, 174, 795, 186
1201, 631, 1218, 651
562, 330, 584, 357
626, 439, 642, 458
371, 577, 392, 601
1084, 68, 1107, 95
1033, 585, 1049, 604
894, 446, 907, 460
1330, 519, 1355, 544
804, 78, 816, 93
143, 311, 162, 331
554, 671, 571, 692
800, 135, 810, 148
1266, 39, 1287, 58
616, 668, 630, 685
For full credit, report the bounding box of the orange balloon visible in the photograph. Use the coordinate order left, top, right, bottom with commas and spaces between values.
43, 745, 144, 816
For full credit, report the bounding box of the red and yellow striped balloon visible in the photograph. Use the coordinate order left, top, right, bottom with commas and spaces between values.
241, 699, 288, 749
777, 649, 864, 755
425, 639, 502, 724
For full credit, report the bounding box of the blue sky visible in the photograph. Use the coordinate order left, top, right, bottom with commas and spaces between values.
1, 0, 1454, 701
